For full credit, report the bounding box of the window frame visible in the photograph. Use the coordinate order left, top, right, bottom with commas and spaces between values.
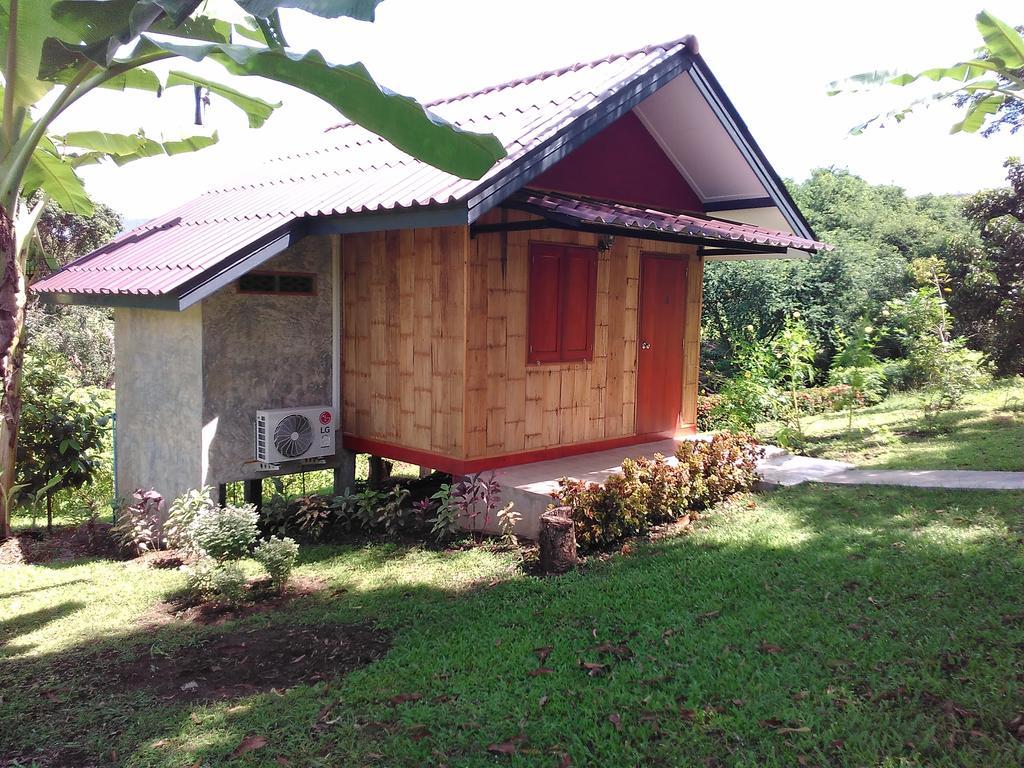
526, 241, 598, 365
237, 270, 318, 296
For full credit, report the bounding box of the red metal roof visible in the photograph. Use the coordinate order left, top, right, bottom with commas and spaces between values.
34, 35, 823, 303
514, 191, 831, 252
34, 38, 696, 301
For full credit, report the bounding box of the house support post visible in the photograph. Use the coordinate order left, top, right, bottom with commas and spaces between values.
243, 479, 263, 510
333, 448, 357, 494
368, 455, 391, 488
216, 483, 228, 507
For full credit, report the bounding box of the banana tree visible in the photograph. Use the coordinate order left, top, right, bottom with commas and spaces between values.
0, 0, 507, 539
829, 10, 1024, 135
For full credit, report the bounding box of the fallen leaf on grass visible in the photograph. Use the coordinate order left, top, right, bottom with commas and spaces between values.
758, 642, 784, 654
408, 724, 431, 741
388, 693, 422, 705
534, 646, 553, 663
695, 610, 720, 623
679, 707, 697, 722
538, 695, 548, 708
777, 726, 811, 735
230, 735, 267, 758
607, 713, 622, 731
580, 661, 606, 677
558, 754, 572, 768
1008, 714, 1024, 742
593, 642, 632, 659
528, 667, 554, 676
487, 737, 522, 755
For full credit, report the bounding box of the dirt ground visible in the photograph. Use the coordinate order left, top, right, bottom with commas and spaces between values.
113, 622, 391, 702
0, 520, 120, 565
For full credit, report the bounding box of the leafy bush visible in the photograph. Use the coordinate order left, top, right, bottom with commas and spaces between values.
190, 504, 259, 562
426, 483, 461, 543
375, 486, 412, 537
111, 489, 165, 555
914, 339, 993, 417
208, 562, 248, 606
557, 464, 650, 551
165, 486, 215, 551
696, 393, 725, 431
674, 433, 764, 510
16, 350, 110, 523
293, 493, 334, 538
631, 454, 690, 524
555, 434, 763, 552
253, 536, 300, 592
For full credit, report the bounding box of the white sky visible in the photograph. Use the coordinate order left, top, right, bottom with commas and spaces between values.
58, 0, 1024, 221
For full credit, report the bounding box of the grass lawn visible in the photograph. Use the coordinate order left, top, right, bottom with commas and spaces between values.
758, 378, 1024, 471
3, 485, 1024, 766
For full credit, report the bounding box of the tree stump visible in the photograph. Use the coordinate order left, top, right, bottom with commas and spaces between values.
539, 507, 577, 574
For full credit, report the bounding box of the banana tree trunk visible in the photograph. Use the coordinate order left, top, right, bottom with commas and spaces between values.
0, 206, 26, 541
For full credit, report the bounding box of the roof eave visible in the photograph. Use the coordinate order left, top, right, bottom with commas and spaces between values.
687, 56, 818, 242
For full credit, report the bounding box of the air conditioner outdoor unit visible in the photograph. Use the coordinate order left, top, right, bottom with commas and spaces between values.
255, 406, 336, 464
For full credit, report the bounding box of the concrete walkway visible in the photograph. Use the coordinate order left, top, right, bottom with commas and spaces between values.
490, 438, 1024, 538
758, 445, 1024, 490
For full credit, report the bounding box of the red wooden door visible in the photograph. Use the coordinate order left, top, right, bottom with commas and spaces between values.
636, 254, 688, 436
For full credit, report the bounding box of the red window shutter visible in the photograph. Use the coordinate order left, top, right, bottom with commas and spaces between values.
559, 246, 597, 361
528, 244, 562, 363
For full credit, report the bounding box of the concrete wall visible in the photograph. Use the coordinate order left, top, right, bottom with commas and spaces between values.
201, 235, 336, 484
114, 305, 204, 501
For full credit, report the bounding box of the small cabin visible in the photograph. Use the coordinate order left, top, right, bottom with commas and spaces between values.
34, 37, 826, 535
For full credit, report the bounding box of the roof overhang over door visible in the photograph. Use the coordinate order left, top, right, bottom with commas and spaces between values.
632, 57, 816, 243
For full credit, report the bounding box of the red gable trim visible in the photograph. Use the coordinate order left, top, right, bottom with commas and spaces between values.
531, 111, 702, 213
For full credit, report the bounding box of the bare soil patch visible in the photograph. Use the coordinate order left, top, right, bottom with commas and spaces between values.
116, 622, 390, 702
0, 520, 119, 565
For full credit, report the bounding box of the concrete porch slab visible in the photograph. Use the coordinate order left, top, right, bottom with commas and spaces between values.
486, 438, 689, 539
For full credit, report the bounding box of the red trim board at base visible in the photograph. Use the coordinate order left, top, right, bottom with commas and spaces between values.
342, 430, 696, 476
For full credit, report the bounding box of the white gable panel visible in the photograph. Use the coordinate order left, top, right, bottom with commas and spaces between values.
634, 73, 767, 203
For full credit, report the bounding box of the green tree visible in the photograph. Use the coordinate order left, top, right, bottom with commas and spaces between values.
945, 157, 1024, 374
831, 11, 1024, 135
0, 0, 507, 539
702, 169, 974, 380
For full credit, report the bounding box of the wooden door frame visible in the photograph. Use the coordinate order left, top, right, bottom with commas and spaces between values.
635, 251, 689, 437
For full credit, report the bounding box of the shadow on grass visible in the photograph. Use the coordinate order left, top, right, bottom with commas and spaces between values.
0, 579, 88, 599
2, 487, 1024, 767
0, 601, 85, 655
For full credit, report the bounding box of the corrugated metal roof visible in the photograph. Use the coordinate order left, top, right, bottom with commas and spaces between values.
35, 38, 694, 300
515, 191, 830, 252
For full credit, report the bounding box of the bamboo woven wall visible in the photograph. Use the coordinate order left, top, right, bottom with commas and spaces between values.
465, 209, 702, 459
341, 226, 467, 455
340, 213, 703, 463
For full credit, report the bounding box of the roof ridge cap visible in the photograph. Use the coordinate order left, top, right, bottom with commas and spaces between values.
324, 34, 697, 133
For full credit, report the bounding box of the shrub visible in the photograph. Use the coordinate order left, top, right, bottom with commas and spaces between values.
165, 486, 215, 551
696, 393, 725, 431
111, 489, 165, 555
190, 504, 259, 562
675, 433, 763, 509
293, 493, 334, 538
210, 562, 248, 606
557, 466, 650, 552
375, 486, 412, 537
426, 483, 461, 543
914, 340, 993, 417
253, 536, 299, 592
631, 454, 690, 524
184, 555, 220, 601
16, 350, 110, 525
